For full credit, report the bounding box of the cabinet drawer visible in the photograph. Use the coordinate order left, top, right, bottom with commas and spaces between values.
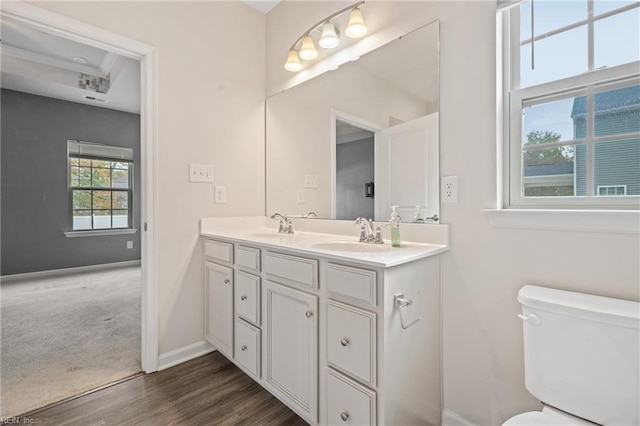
327, 300, 376, 386
236, 245, 260, 272
235, 271, 260, 326
326, 264, 376, 307
235, 319, 261, 379
327, 368, 376, 426
204, 239, 233, 264
264, 251, 318, 289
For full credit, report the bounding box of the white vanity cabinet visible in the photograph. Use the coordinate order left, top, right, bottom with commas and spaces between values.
204, 261, 234, 358
321, 256, 441, 426
203, 235, 442, 426
264, 280, 318, 423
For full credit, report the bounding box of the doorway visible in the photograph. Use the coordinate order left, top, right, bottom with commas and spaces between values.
335, 119, 375, 220
0, 1, 157, 416
331, 110, 382, 220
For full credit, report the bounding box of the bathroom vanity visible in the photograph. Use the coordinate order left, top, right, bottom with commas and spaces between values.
201, 217, 448, 425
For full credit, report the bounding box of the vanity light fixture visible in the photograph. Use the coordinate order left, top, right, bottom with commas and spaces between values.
299, 35, 319, 60
284, 49, 303, 72
283, 0, 367, 72
319, 22, 340, 49
345, 7, 367, 38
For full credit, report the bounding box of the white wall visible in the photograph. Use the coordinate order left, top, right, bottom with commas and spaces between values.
31, 1, 266, 355
267, 1, 640, 425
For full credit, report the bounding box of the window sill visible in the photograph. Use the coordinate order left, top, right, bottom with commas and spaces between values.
64, 229, 138, 238
482, 209, 639, 233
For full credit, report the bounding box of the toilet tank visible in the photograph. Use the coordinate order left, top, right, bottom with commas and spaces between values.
518, 285, 640, 426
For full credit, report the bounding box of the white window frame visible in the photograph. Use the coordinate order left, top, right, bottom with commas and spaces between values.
501, 0, 640, 210
66, 140, 135, 235
597, 185, 627, 196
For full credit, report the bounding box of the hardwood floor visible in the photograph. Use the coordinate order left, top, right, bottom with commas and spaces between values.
21, 352, 307, 425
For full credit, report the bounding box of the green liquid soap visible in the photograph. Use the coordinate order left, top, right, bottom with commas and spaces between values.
391, 227, 401, 248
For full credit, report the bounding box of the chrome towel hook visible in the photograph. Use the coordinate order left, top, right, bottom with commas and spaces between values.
394, 293, 422, 329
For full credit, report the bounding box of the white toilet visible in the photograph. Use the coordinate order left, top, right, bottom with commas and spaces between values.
504, 285, 640, 426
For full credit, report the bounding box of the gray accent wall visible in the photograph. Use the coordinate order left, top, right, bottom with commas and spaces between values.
336, 137, 375, 220
1, 89, 141, 275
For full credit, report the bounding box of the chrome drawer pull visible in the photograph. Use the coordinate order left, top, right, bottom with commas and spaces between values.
340, 337, 350, 347
340, 411, 350, 421
305, 310, 314, 318
241, 295, 248, 301
241, 345, 247, 351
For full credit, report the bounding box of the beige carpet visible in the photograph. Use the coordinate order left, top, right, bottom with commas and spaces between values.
1, 265, 141, 417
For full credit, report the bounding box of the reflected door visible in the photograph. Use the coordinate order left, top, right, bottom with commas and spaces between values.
375, 113, 440, 221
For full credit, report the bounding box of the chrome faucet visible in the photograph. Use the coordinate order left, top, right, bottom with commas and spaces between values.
270, 213, 294, 234
355, 217, 386, 244
355, 217, 375, 243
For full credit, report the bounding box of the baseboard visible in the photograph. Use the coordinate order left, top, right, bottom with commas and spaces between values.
0, 260, 141, 283
442, 408, 478, 426
158, 340, 215, 371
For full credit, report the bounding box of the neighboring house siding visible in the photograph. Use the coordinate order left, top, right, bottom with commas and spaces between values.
0, 89, 141, 276
572, 86, 640, 196
595, 139, 640, 195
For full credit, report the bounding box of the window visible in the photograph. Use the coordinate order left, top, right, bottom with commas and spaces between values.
597, 185, 627, 196
68, 140, 134, 231
500, 0, 640, 209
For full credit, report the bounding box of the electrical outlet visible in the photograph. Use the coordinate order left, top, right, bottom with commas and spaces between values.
304, 174, 319, 189
441, 176, 459, 203
126, 241, 133, 249
296, 189, 305, 204
214, 186, 226, 203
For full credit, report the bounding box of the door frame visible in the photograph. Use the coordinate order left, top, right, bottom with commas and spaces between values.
0, 2, 159, 372
330, 109, 383, 219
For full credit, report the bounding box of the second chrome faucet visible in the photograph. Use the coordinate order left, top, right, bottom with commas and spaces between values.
354, 217, 385, 244
270, 213, 294, 234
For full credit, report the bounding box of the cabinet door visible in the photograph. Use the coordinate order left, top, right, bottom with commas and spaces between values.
264, 280, 318, 423
204, 261, 233, 358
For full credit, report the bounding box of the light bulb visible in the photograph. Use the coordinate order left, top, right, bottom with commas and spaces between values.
345, 7, 367, 38
318, 22, 340, 49
284, 49, 303, 72
299, 35, 319, 60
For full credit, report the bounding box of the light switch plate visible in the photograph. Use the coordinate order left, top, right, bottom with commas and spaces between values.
214, 186, 226, 203
189, 163, 214, 183
304, 174, 319, 189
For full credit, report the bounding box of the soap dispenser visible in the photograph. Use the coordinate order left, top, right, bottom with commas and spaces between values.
389, 206, 401, 247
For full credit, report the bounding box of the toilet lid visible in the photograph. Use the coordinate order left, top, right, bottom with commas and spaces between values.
503, 411, 591, 426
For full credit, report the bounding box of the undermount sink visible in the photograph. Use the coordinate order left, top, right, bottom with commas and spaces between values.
310, 241, 392, 253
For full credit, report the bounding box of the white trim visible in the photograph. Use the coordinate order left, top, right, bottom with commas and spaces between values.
0, 260, 141, 283
0, 1, 159, 373
483, 209, 640, 233
442, 408, 478, 426
64, 229, 138, 238
158, 341, 216, 371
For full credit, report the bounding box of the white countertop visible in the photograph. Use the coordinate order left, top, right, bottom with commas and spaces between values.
200, 218, 448, 268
